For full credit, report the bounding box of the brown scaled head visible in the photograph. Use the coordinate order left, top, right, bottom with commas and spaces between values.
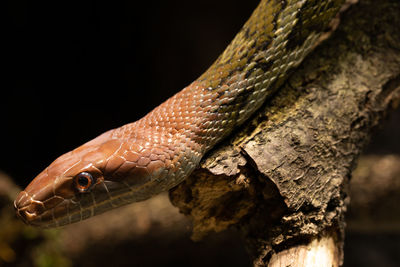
14, 130, 153, 228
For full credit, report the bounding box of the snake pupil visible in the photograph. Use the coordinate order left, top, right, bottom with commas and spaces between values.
78, 176, 89, 186
75, 172, 94, 192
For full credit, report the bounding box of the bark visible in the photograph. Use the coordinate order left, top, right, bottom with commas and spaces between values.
169, 0, 400, 265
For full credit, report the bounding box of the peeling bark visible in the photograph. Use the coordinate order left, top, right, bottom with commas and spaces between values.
170, 0, 400, 265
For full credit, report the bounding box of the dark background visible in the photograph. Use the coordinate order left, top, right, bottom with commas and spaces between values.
3, 0, 400, 266
3, 0, 259, 186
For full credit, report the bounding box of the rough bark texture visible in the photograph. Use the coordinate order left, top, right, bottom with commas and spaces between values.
169, 0, 400, 265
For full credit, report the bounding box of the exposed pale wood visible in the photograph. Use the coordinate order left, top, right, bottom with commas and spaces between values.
268, 234, 340, 267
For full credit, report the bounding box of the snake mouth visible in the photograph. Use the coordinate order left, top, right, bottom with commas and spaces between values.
14, 183, 142, 228
14, 196, 79, 228
15, 205, 41, 226
14, 190, 70, 228
14, 175, 159, 228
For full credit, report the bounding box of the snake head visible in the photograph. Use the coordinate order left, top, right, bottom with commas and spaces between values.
14, 130, 161, 228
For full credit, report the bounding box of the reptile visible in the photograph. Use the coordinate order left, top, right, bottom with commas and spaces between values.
15, 0, 344, 228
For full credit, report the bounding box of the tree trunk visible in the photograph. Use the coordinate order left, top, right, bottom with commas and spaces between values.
169, 0, 400, 265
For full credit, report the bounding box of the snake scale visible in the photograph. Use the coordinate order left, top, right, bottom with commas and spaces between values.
15, 0, 344, 227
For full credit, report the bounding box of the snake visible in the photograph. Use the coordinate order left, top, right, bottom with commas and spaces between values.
14, 0, 344, 228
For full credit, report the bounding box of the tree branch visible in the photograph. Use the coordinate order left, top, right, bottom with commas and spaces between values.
169, 0, 400, 265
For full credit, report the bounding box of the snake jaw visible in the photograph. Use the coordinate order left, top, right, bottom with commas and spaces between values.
14, 132, 164, 227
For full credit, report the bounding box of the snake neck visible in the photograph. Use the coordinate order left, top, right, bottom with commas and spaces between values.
120, 0, 343, 151
111, 0, 343, 192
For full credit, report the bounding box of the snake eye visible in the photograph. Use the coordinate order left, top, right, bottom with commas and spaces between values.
74, 172, 95, 192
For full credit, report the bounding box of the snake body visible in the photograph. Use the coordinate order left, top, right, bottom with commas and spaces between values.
15, 0, 344, 227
